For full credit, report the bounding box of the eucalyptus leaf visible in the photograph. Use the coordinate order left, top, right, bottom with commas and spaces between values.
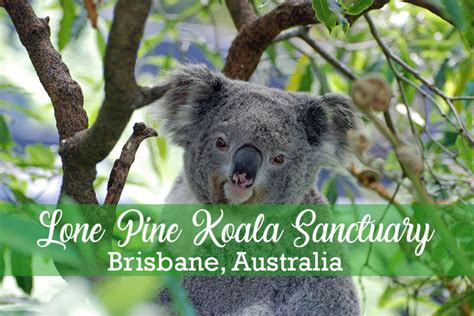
300, 63, 314, 92
24, 144, 56, 169
0, 212, 80, 266
96, 27, 107, 59
286, 55, 310, 91
97, 276, 162, 316
442, 0, 473, 47
0, 244, 5, 282
312, 0, 338, 31
0, 115, 12, 150
157, 137, 168, 160
345, 0, 373, 15
58, 0, 76, 51
434, 293, 473, 315
10, 250, 33, 294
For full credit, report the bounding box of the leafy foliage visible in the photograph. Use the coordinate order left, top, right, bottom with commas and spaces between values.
0, 0, 473, 315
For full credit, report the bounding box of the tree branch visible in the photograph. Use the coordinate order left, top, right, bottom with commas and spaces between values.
349, 165, 401, 204
298, 30, 357, 81
223, 1, 317, 80
364, 14, 474, 147
57, 0, 169, 203
225, 0, 256, 31
4, 0, 168, 203
64, 0, 154, 166
402, 0, 453, 25
3, 0, 98, 203
3, 0, 88, 140
222, 0, 389, 80
104, 123, 158, 205
135, 83, 172, 110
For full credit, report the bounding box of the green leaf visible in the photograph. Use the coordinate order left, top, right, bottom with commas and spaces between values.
0, 212, 80, 266
322, 177, 338, 204
378, 285, 403, 308
98, 276, 162, 316
442, 0, 474, 47
442, 0, 464, 27
299, 64, 314, 92
255, 0, 269, 10
138, 25, 169, 58
96, 27, 106, 59
453, 57, 473, 100
328, 0, 349, 31
58, 0, 76, 51
24, 144, 56, 169
157, 137, 167, 160
0, 115, 12, 150
344, 0, 373, 15
286, 55, 310, 91
193, 42, 224, 69
461, 0, 474, 46
0, 99, 44, 121
10, 250, 33, 295
456, 130, 473, 172
434, 58, 449, 89
434, 292, 473, 315
266, 45, 277, 67
310, 62, 330, 94
312, 0, 338, 31
0, 244, 5, 282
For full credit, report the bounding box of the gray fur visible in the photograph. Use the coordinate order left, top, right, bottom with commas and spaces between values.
155, 64, 360, 315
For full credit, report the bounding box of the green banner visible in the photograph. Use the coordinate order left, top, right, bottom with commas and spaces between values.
0, 204, 472, 276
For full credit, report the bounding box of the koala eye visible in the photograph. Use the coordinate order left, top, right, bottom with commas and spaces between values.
272, 154, 285, 165
215, 137, 228, 150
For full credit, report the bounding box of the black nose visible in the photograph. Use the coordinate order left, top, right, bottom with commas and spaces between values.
232, 145, 262, 189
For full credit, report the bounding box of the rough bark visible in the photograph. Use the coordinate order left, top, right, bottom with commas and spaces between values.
104, 123, 158, 205
225, 0, 256, 30
58, 0, 168, 203
222, 0, 389, 81
3, 0, 168, 205
62, 0, 154, 167
3, 0, 98, 203
2, 1, 87, 139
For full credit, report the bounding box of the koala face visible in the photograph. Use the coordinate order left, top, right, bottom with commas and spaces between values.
157, 64, 357, 204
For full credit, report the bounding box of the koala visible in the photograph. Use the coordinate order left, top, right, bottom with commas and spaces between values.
156, 64, 360, 315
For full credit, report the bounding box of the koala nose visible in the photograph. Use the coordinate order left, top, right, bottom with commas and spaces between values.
232, 145, 262, 189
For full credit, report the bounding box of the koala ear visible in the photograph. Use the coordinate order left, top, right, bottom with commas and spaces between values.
155, 64, 226, 146
299, 94, 359, 165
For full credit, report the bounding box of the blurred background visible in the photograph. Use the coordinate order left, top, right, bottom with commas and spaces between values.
0, 0, 472, 315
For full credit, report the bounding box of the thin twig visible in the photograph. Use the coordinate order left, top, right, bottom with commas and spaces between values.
298, 31, 357, 81
274, 26, 306, 42
349, 165, 407, 215
450, 96, 474, 101
364, 14, 474, 147
387, 57, 424, 152
383, 111, 399, 140
398, 75, 461, 134
424, 129, 471, 174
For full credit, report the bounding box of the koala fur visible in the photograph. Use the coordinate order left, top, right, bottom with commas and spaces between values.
156, 64, 360, 315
